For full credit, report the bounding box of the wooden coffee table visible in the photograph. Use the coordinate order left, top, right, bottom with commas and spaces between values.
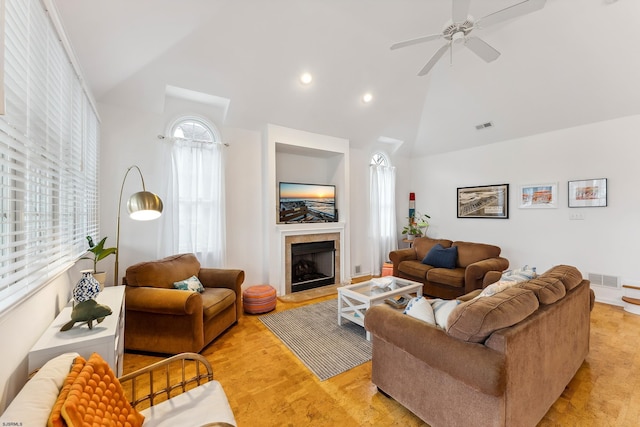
338, 277, 422, 340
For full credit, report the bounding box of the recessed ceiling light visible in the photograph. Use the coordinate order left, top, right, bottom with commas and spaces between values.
300, 72, 313, 85
362, 93, 373, 103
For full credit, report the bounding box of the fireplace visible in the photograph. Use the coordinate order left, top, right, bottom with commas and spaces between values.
284, 232, 340, 294
291, 241, 335, 292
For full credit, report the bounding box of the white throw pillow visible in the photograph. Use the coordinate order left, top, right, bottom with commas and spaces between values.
404, 297, 436, 326
431, 299, 460, 329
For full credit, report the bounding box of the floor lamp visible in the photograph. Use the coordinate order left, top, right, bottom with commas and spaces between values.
114, 165, 163, 285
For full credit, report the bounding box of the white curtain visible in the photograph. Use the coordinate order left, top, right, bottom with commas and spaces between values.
370, 164, 397, 276
158, 139, 226, 267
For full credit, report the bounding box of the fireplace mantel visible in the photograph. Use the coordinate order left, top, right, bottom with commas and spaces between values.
274, 223, 345, 295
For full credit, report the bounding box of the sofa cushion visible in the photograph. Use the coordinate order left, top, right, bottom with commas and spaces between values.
447, 287, 539, 343
517, 277, 566, 305
542, 265, 583, 291
126, 253, 201, 289
452, 241, 501, 268
173, 275, 205, 293
398, 260, 432, 280
422, 244, 458, 269
413, 237, 453, 262
48, 355, 87, 427
61, 352, 145, 427
426, 267, 465, 288
202, 287, 236, 319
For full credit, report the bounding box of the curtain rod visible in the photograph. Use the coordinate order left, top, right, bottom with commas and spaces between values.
157, 135, 229, 147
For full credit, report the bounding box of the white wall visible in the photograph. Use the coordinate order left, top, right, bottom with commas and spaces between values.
98, 102, 266, 289
0, 265, 87, 412
408, 114, 640, 305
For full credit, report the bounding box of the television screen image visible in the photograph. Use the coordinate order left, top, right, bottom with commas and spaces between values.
279, 182, 336, 223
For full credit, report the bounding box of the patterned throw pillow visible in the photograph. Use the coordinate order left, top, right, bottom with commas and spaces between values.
61, 352, 145, 427
48, 356, 87, 427
173, 275, 205, 293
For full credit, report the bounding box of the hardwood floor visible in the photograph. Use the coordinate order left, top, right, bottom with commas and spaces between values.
123, 297, 640, 426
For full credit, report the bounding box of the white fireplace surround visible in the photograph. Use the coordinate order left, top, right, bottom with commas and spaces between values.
281, 226, 344, 294
271, 222, 345, 295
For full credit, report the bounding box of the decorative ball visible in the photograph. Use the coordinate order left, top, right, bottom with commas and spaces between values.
73, 271, 101, 302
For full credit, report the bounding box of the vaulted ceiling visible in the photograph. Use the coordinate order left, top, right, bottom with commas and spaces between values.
53, 0, 640, 156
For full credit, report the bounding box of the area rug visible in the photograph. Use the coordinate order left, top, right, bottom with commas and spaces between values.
259, 299, 372, 381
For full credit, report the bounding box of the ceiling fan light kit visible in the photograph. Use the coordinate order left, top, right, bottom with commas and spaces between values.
391, 0, 547, 76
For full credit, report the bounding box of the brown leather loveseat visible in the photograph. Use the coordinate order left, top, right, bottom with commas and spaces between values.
123, 253, 244, 354
389, 237, 509, 299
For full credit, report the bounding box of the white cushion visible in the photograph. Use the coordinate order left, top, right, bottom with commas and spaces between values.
404, 297, 436, 325
431, 299, 460, 329
0, 352, 78, 427
140, 380, 236, 427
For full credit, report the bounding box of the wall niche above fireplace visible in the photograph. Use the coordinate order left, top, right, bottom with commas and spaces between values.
267, 124, 350, 295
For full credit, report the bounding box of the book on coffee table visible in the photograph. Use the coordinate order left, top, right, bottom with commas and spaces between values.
384, 295, 410, 309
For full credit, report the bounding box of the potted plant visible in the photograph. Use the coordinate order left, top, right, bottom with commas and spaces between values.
401, 212, 431, 240
80, 236, 117, 289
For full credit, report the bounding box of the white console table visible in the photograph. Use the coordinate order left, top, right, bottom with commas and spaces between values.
28, 286, 126, 376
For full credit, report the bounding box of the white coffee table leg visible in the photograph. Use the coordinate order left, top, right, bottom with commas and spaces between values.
337, 292, 343, 326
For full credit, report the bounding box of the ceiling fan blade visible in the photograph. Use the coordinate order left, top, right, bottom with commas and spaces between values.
475, 0, 546, 28
465, 37, 500, 62
452, 0, 472, 22
417, 43, 450, 76
390, 34, 442, 50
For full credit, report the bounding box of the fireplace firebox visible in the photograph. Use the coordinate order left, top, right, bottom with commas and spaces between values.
290, 241, 335, 292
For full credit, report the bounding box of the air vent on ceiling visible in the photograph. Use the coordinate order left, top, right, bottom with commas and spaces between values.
475, 121, 493, 130
588, 273, 620, 289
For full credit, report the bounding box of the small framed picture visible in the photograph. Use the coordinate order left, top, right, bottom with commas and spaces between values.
519, 183, 558, 209
457, 184, 509, 219
568, 178, 607, 208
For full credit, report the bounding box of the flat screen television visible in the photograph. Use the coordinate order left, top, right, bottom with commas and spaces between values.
279, 182, 336, 223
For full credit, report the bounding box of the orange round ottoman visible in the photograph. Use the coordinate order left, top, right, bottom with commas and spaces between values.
243, 285, 277, 314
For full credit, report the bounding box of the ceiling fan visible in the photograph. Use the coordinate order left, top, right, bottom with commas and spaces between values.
391, 0, 546, 76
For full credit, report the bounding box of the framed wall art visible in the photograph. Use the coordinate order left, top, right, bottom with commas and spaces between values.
457, 184, 509, 219
568, 178, 607, 208
519, 183, 558, 209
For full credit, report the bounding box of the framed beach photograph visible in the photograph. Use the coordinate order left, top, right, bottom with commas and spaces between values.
568, 178, 607, 208
457, 184, 509, 219
519, 183, 558, 209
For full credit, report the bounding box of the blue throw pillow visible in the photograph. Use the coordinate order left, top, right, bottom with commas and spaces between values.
422, 244, 458, 269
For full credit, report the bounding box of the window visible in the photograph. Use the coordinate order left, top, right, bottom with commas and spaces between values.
158, 117, 226, 267
0, 0, 99, 312
369, 152, 397, 275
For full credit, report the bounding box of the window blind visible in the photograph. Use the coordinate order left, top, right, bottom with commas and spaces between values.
0, 0, 99, 312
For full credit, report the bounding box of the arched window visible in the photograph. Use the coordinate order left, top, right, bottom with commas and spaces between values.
159, 116, 226, 266
370, 152, 389, 167
369, 152, 397, 276
171, 117, 220, 143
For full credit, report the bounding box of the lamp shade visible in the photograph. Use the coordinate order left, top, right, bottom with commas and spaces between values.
127, 191, 163, 221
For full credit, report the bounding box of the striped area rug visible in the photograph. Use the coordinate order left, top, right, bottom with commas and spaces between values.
259, 298, 372, 381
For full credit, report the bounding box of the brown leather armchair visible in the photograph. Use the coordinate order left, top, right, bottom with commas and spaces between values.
123, 253, 244, 354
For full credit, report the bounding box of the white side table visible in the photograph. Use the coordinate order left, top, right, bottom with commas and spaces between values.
28, 286, 126, 375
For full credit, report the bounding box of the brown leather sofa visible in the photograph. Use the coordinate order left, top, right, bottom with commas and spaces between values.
123, 253, 244, 354
365, 265, 594, 427
389, 237, 509, 299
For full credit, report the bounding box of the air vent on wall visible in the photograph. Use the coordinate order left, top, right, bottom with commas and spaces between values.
588, 273, 620, 289
475, 121, 493, 130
